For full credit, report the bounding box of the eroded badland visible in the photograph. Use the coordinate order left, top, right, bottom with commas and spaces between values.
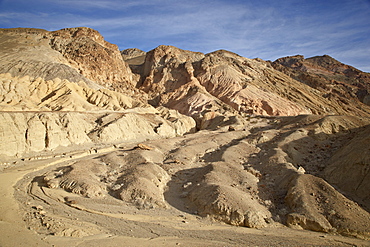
0, 27, 369, 246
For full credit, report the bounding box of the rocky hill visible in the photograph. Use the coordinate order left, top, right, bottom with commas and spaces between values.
0, 27, 143, 98
0, 27, 369, 246
272, 54, 370, 107
124, 46, 370, 128
0, 28, 195, 158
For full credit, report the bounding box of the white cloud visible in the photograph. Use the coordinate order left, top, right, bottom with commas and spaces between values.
0, 0, 369, 71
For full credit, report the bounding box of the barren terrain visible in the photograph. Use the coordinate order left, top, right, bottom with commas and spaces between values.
1, 27, 370, 246
1, 115, 370, 246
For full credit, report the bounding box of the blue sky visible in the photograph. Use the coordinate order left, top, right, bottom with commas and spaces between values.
1, 0, 369, 71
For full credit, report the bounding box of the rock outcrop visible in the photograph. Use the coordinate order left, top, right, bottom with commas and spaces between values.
0, 27, 144, 100
0, 110, 195, 158
0, 73, 195, 158
0, 73, 143, 111
0, 28, 90, 83
49, 27, 135, 89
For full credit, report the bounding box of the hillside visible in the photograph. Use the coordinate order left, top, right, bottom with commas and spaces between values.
272, 54, 370, 107
0, 27, 369, 246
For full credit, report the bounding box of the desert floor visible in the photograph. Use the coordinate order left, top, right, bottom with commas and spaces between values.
1, 124, 370, 246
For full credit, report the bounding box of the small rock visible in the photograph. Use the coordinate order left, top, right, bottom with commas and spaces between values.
328, 210, 336, 215
228, 126, 236, 131
297, 166, 306, 174
264, 200, 272, 206
64, 197, 77, 204
183, 182, 192, 189
136, 143, 153, 150
265, 217, 274, 224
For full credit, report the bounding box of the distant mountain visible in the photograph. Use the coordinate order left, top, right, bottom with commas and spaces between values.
272, 54, 370, 106
121, 48, 146, 62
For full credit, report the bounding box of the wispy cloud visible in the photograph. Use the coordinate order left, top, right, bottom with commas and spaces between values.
0, 0, 369, 71
52, 0, 143, 9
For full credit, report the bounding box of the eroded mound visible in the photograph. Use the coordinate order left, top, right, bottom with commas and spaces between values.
286, 174, 370, 239
117, 162, 170, 209
325, 125, 370, 212
185, 162, 272, 228
44, 160, 108, 198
